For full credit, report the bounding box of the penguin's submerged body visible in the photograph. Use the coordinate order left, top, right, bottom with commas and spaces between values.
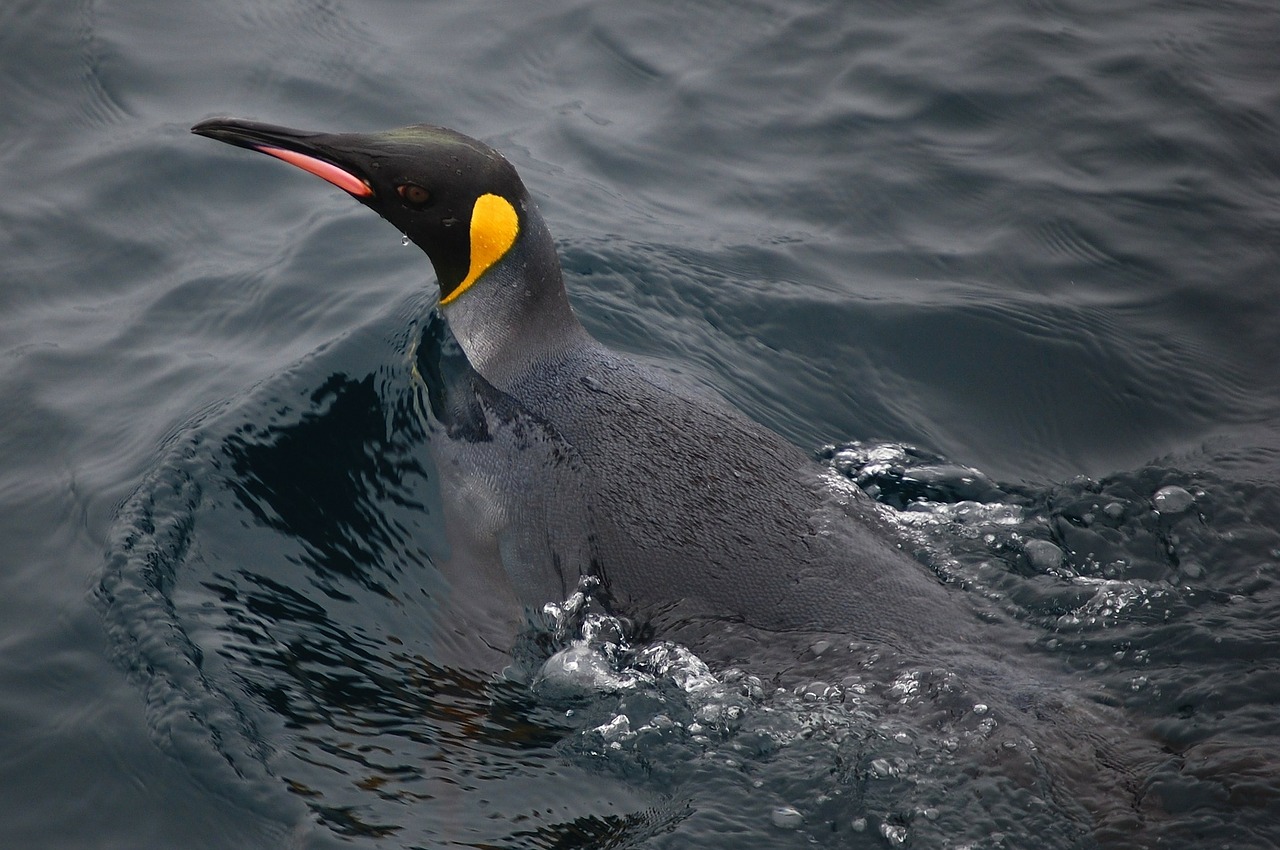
191, 118, 972, 654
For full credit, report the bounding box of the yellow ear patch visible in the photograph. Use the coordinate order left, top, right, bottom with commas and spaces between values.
440, 193, 519, 306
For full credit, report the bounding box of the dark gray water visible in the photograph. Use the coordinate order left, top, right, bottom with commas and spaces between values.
3, 0, 1279, 847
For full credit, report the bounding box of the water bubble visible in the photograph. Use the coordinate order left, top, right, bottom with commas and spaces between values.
870, 757, 900, 778
633, 642, 719, 695
800, 680, 832, 702
534, 645, 626, 698
770, 806, 804, 829
880, 822, 909, 845
1153, 485, 1194, 514
1023, 539, 1064, 571
594, 714, 631, 741
887, 671, 920, 701
401, 234, 409, 246
542, 575, 599, 638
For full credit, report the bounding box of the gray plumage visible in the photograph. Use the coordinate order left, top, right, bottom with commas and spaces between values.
433, 196, 971, 652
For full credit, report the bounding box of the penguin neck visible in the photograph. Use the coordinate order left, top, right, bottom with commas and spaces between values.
439, 204, 593, 393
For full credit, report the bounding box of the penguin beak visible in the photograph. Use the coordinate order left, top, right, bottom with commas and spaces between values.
191, 117, 374, 198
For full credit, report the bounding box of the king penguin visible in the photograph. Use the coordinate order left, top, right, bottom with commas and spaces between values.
191, 118, 976, 656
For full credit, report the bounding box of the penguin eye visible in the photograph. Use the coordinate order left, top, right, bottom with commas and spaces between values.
397, 183, 431, 208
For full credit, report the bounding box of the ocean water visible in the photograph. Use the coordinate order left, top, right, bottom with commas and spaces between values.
2, 0, 1279, 847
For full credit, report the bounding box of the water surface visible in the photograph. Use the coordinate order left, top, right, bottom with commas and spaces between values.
2, 0, 1278, 847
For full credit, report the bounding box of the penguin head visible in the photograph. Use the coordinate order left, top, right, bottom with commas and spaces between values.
191, 118, 529, 306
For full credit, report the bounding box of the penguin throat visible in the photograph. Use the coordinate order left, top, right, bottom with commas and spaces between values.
441, 193, 519, 306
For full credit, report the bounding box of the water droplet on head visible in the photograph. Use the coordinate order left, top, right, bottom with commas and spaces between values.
401, 235, 410, 247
